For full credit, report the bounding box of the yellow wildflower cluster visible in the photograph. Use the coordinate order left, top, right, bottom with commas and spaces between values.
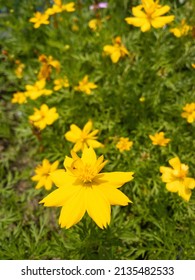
29, 1, 75, 28
170, 19, 192, 37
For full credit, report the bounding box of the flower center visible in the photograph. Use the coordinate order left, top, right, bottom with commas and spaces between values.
172, 164, 188, 179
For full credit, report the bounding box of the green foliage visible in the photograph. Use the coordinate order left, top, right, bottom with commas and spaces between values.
0, 0, 195, 260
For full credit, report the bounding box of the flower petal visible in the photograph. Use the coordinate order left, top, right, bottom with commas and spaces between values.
59, 187, 86, 228
98, 185, 132, 205
151, 16, 174, 28
81, 146, 97, 165
168, 157, 181, 170
152, 6, 170, 18
50, 169, 76, 188
85, 187, 111, 229
166, 180, 182, 193
83, 120, 93, 134
96, 172, 134, 188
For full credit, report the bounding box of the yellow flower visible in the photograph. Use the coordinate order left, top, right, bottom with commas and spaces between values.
25, 79, 53, 100
160, 157, 195, 201
103, 36, 129, 63
29, 104, 59, 130
40, 147, 134, 229
32, 159, 59, 190
65, 120, 103, 152
125, 0, 174, 32
181, 103, 195, 123
192, 64, 195, 69
88, 18, 101, 31
38, 54, 60, 80
45, 1, 75, 15
53, 76, 69, 91
149, 132, 171, 146
15, 60, 25, 78
170, 19, 192, 37
11, 92, 27, 104
74, 75, 98, 95
29, 12, 50, 28
116, 137, 133, 152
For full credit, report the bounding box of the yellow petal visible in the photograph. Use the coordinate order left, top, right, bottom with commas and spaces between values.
125, 17, 148, 27
63, 156, 74, 170
98, 185, 132, 205
96, 172, 134, 188
59, 187, 86, 228
40, 184, 82, 207
81, 146, 97, 165
132, 6, 146, 18
111, 50, 121, 63
65, 131, 79, 143
83, 120, 93, 134
85, 187, 111, 229
151, 16, 174, 28
51, 160, 59, 172
87, 139, 104, 148
50, 169, 76, 188
44, 177, 53, 190
184, 178, 195, 190
166, 180, 182, 193
168, 157, 181, 170
178, 185, 192, 202
152, 6, 170, 18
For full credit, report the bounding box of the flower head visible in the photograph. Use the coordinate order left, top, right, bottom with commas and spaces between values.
103, 36, 129, 63
74, 75, 98, 95
40, 147, 134, 229
116, 137, 133, 152
160, 157, 195, 201
25, 79, 53, 100
192, 64, 195, 69
11, 92, 27, 104
170, 19, 192, 37
38, 54, 60, 80
65, 120, 103, 152
181, 103, 195, 123
125, 0, 174, 32
32, 159, 59, 190
149, 132, 171, 146
53, 76, 69, 91
29, 12, 50, 28
45, 1, 75, 15
88, 18, 102, 31
29, 104, 59, 130
15, 60, 25, 79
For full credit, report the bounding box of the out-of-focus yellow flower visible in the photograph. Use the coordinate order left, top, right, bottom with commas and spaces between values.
181, 103, 195, 123
45, 1, 75, 15
170, 19, 192, 37
192, 64, 195, 69
125, 0, 174, 32
29, 104, 59, 130
65, 120, 103, 152
53, 76, 69, 91
88, 18, 102, 31
32, 159, 59, 190
149, 132, 171, 146
40, 147, 134, 229
15, 60, 25, 78
139, 96, 145, 102
11, 92, 27, 104
29, 12, 50, 28
74, 75, 98, 95
25, 79, 52, 100
116, 137, 133, 152
160, 157, 195, 201
103, 36, 129, 63
38, 54, 60, 80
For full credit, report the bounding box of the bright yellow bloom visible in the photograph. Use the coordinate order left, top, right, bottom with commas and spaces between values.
65, 120, 103, 152
103, 36, 129, 63
170, 19, 192, 37
88, 18, 102, 31
160, 157, 195, 201
29, 12, 50, 28
29, 104, 59, 130
38, 54, 61, 80
149, 132, 171, 146
15, 60, 25, 78
53, 76, 69, 91
45, 1, 75, 15
74, 75, 98, 95
181, 103, 195, 123
125, 0, 174, 32
25, 79, 52, 100
116, 137, 133, 152
32, 159, 59, 190
11, 92, 27, 104
40, 147, 134, 229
